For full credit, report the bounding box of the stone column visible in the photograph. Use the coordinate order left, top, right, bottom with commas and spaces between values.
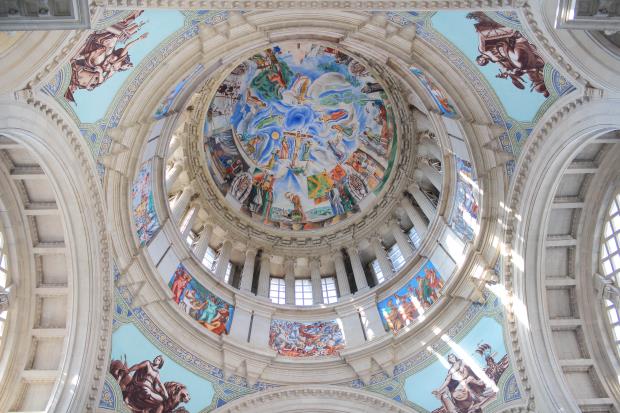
284, 258, 296, 305
357, 295, 388, 341
408, 183, 436, 222
239, 248, 257, 292
334, 304, 366, 347
180, 204, 199, 239
419, 161, 442, 192
332, 251, 350, 297
171, 184, 194, 222
369, 236, 393, 281
165, 161, 184, 188
256, 253, 271, 298
214, 239, 233, 281
309, 258, 323, 304
400, 198, 428, 238
418, 134, 442, 161
390, 219, 414, 259
346, 246, 368, 292
168, 134, 182, 155
193, 222, 213, 260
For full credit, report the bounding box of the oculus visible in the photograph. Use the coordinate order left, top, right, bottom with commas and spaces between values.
203, 43, 397, 231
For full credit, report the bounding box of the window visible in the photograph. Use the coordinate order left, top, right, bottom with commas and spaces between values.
370, 259, 385, 284
224, 262, 232, 284
295, 279, 313, 306
269, 277, 286, 305
601, 192, 620, 354
321, 277, 338, 304
185, 231, 196, 248
408, 227, 422, 249
202, 246, 217, 272
388, 244, 406, 271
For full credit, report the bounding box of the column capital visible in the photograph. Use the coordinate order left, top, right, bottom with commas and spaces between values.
368, 235, 384, 247
202, 219, 214, 231
284, 257, 296, 273
387, 217, 400, 229
260, 252, 272, 264
346, 245, 359, 256
309, 256, 321, 268
245, 247, 258, 258
331, 249, 343, 261
408, 181, 421, 193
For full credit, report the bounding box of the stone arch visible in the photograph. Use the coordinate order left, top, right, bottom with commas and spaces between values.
0, 97, 112, 412
210, 385, 419, 413
507, 97, 620, 412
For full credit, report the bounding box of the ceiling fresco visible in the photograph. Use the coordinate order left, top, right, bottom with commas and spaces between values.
269, 319, 345, 357
103, 264, 520, 413
39, 9, 577, 179
203, 43, 396, 230
42, 9, 229, 173
378, 261, 447, 334
29, 7, 575, 412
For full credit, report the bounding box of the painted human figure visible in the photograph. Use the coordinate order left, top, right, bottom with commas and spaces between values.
65, 11, 148, 102
280, 135, 290, 159
467, 12, 549, 97
329, 186, 345, 216
248, 176, 264, 214
286, 192, 306, 222
245, 136, 262, 159
261, 174, 275, 223
384, 299, 404, 331
265, 149, 280, 170
432, 354, 495, 413
197, 296, 219, 326
124, 355, 169, 413
170, 270, 191, 304
425, 267, 444, 303
300, 140, 313, 162
396, 290, 418, 323
416, 273, 434, 307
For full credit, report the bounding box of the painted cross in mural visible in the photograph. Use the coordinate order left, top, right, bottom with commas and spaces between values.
64, 10, 148, 102
467, 12, 549, 97
204, 43, 397, 231
109, 355, 190, 413
431, 343, 509, 413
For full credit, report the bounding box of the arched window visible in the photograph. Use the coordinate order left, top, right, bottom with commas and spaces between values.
600, 192, 620, 354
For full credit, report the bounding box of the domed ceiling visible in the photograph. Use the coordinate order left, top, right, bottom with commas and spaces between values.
203, 43, 396, 230
22, 6, 585, 413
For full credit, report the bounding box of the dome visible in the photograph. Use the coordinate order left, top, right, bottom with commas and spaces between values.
2, 4, 620, 413
203, 43, 396, 231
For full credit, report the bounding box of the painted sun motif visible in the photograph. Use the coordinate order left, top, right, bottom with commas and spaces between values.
203, 43, 397, 231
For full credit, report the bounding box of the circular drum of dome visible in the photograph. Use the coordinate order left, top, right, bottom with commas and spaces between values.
203, 43, 397, 231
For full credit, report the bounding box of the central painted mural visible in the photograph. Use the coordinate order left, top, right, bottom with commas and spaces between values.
203, 43, 397, 231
